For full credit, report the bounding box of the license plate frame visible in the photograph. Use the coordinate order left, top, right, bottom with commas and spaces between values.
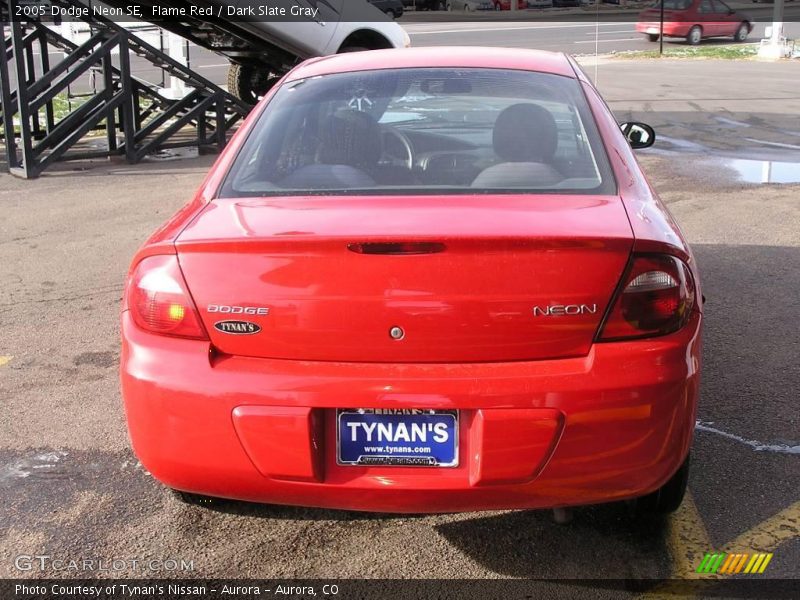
336, 409, 459, 467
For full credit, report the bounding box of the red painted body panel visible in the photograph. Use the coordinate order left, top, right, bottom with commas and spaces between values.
636, 21, 694, 37
121, 310, 700, 512
176, 195, 633, 362
468, 408, 563, 486
233, 406, 325, 482
494, 0, 529, 11
120, 48, 702, 512
285, 47, 577, 82
580, 81, 704, 305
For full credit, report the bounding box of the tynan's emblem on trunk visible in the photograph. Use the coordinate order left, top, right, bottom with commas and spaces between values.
214, 321, 261, 335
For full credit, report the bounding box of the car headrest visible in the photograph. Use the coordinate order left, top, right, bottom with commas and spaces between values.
493, 103, 558, 163
318, 110, 382, 169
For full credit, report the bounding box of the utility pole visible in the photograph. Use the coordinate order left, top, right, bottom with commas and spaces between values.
758, 0, 788, 59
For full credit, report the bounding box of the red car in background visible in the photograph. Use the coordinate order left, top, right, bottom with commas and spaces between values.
637, 0, 752, 44
121, 47, 702, 515
493, 0, 528, 9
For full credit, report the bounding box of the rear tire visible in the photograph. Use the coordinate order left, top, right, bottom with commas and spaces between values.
633, 455, 690, 516
686, 25, 702, 45
170, 489, 216, 506
734, 22, 749, 42
647, 33, 659, 42
227, 63, 279, 105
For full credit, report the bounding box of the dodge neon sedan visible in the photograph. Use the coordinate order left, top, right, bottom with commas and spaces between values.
121, 47, 702, 515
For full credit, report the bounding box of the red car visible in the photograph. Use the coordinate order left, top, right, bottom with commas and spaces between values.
121, 47, 702, 515
637, 0, 752, 44
493, 0, 528, 8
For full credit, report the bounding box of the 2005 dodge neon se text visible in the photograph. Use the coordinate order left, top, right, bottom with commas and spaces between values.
120, 47, 702, 515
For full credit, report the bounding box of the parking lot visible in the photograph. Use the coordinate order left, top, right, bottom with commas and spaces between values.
1, 54, 799, 592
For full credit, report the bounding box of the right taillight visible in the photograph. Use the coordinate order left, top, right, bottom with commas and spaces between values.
597, 254, 695, 341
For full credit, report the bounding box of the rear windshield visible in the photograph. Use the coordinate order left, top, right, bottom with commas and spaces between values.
220, 67, 616, 197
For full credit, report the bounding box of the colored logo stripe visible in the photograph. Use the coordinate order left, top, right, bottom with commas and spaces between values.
697, 552, 773, 574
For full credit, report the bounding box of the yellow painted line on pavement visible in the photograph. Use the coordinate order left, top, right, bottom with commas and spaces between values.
666, 490, 713, 579
723, 500, 800, 554
0, 355, 12, 367
640, 497, 800, 599
639, 489, 716, 600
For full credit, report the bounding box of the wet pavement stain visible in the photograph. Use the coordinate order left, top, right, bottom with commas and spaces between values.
719, 158, 800, 185
0, 447, 209, 578
0, 448, 160, 552
73, 351, 117, 368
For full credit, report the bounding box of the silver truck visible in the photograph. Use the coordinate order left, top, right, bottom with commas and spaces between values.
102, 0, 411, 102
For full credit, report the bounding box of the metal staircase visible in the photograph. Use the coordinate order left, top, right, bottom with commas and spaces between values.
1, 0, 250, 178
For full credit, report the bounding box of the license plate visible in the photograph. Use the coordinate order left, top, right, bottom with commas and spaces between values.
337, 409, 458, 467
647, 27, 659, 34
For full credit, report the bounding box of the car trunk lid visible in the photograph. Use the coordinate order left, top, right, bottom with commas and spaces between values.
176, 195, 633, 362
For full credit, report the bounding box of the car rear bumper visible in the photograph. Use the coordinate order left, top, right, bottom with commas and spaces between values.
636, 22, 691, 37
121, 311, 701, 513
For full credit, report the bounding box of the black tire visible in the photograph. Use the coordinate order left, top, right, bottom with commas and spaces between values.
227, 63, 250, 103
647, 33, 659, 42
686, 25, 702, 45
170, 489, 216, 506
633, 455, 690, 516
227, 63, 279, 105
339, 46, 369, 53
734, 22, 749, 42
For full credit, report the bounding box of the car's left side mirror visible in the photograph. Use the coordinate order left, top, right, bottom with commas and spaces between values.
620, 122, 656, 149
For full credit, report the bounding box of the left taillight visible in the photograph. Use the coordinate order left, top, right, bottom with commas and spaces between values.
127, 255, 208, 340
597, 254, 695, 341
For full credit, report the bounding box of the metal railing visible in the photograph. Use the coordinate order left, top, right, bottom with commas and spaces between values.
0, 0, 250, 178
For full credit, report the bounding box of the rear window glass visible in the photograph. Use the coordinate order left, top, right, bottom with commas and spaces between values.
220, 67, 616, 197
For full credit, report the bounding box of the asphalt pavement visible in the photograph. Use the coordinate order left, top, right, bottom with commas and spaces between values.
1, 56, 799, 592
584, 57, 800, 161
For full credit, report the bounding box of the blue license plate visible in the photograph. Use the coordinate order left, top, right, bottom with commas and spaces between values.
337, 409, 459, 467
